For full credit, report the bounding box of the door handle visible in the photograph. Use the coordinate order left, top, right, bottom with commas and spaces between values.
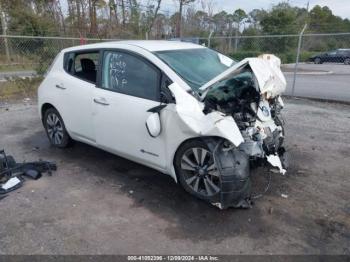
55, 84, 66, 90
93, 98, 109, 106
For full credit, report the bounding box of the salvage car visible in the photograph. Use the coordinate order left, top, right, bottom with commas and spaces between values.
38, 41, 287, 209
309, 49, 350, 64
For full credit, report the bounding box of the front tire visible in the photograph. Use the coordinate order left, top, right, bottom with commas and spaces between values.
175, 139, 220, 201
43, 108, 71, 148
314, 57, 322, 64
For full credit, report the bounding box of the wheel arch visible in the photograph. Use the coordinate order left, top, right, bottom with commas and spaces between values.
41, 103, 57, 122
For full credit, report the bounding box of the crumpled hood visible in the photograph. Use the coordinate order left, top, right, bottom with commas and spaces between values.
199, 54, 286, 100
168, 82, 244, 147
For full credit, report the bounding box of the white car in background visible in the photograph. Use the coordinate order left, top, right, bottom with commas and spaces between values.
38, 41, 287, 209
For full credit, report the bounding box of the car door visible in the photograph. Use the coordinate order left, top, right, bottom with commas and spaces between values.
93, 49, 167, 170
58, 51, 99, 143
327, 51, 337, 62
336, 50, 346, 63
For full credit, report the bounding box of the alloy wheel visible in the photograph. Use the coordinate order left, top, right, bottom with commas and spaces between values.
46, 113, 64, 145
180, 147, 220, 197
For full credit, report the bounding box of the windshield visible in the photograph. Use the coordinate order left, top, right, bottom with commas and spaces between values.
155, 48, 235, 91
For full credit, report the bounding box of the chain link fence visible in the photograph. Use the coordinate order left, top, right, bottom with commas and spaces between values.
0, 32, 350, 101
302, 33, 350, 63
184, 32, 350, 101
185, 32, 350, 64
0, 35, 121, 75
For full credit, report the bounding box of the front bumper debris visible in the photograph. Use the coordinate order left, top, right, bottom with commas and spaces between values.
206, 139, 252, 209
0, 149, 57, 197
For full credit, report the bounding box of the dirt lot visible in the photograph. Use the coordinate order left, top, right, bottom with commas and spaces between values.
0, 98, 349, 255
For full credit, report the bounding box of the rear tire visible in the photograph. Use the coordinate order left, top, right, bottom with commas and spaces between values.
314, 57, 322, 64
344, 58, 350, 65
43, 108, 72, 148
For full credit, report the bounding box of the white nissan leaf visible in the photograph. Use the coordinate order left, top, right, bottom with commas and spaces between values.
38, 41, 287, 209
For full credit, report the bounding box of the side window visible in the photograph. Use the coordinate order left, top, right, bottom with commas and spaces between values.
64, 51, 99, 83
338, 50, 348, 56
64, 53, 75, 73
101, 51, 160, 101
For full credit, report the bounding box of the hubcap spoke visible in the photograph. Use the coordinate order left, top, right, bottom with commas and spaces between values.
53, 115, 59, 125
186, 175, 197, 185
182, 155, 196, 168
203, 179, 213, 196
47, 118, 53, 126
193, 177, 200, 192
181, 162, 196, 171
200, 149, 208, 166
207, 163, 216, 171
56, 132, 62, 142
206, 178, 220, 193
192, 148, 200, 165
47, 129, 54, 139
181, 146, 221, 197
54, 133, 59, 144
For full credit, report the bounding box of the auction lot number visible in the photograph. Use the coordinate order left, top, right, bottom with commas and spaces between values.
128, 255, 219, 261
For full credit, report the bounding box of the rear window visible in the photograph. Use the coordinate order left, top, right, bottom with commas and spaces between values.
64, 51, 99, 84
74, 53, 99, 73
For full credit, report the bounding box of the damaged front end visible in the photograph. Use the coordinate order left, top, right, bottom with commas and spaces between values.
169, 54, 288, 209
202, 55, 287, 175
204, 85, 287, 174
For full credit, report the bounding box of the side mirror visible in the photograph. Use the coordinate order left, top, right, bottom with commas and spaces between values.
146, 113, 161, 138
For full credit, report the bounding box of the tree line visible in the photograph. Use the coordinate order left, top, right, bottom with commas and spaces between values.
0, 0, 349, 39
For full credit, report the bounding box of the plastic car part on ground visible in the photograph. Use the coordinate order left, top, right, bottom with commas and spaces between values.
0, 150, 57, 197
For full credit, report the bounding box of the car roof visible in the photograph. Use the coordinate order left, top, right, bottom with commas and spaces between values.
63, 40, 205, 53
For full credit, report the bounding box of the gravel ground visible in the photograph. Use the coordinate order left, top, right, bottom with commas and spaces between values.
0, 98, 349, 255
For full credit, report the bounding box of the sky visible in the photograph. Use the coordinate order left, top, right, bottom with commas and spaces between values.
148, 0, 350, 19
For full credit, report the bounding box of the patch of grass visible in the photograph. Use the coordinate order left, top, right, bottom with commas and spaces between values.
0, 64, 35, 72
0, 77, 43, 101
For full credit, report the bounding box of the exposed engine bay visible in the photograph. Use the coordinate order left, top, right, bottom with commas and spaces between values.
203, 66, 286, 166
168, 54, 287, 209
203, 69, 260, 128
